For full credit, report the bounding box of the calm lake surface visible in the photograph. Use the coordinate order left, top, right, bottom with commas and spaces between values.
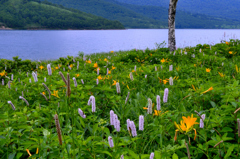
0, 29, 239, 60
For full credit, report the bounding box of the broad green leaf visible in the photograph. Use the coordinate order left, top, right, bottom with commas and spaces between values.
210, 101, 216, 108
224, 145, 235, 159
172, 153, 179, 159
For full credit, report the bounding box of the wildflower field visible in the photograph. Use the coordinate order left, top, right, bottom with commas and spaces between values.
1, 40, 240, 159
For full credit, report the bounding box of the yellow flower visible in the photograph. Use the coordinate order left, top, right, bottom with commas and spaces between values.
182, 114, 199, 132
132, 70, 135, 72
192, 85, 196, 91
52, 90, 60, 98
236, 65, 239, 73
26, 148, 39, 157
229, 51, 233, 54
226, 41, 229, 45
0, 70, 7, 77
174, 114, 199, 141
172, 76, 179, 80
26, 149, 32, 157
76, 74, 80, 77
150, 53, 152, 56
163, 79, 168, 85
42, 92, 46, 95
104, 58, 108, 62
86, 60, 91, 64
108, 70, 111, 74
112, 80, 117, 86
201, 87, 213, 94
206, 68, 211, 72
194, 64, 196, 67
55, 67, 59, 70
218, 72, 225, 77
153, 110, 168, 116
93, 63, 98, 68
69, 64, 73, 68
160, 58, 166, 63
97, 75, 103, 80
110, 51, 114, 53
39, 65, 44, 70
127, 85, 130, 90
111, 66, 116, 70
176, 66, 179, 71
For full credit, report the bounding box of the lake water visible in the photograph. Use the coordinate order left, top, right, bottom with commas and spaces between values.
0, 29, 239, 60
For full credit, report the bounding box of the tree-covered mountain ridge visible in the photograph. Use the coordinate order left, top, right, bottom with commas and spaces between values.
115, 0, 240, 21
0, 0, 124, 30
45, 0, 240, 29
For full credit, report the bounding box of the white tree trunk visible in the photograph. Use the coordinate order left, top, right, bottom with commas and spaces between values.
168, 0, 178, 52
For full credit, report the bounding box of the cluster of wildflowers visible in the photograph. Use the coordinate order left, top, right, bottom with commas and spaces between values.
156, 95, 161, 110
32, 72, 38, 82
47, 64, 52, 75
116, 82, 121, 94
88, 96, 96, 112
108, 136, 114, 148
19, 96, 29, 106
78, 108, 86, 118
8, 101, 15, 110
139, 115, 144, 131
163, 88, 169, 103
127, 119, 137, 137
110, 110, 120, 132
72, 77, 77, 87
147, 98, 153, 114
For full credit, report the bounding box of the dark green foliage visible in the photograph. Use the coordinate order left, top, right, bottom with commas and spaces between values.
0, 0, 124, 29
45, 0, 240, 29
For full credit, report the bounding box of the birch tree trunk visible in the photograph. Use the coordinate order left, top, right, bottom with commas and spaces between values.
168, 0, 178, 52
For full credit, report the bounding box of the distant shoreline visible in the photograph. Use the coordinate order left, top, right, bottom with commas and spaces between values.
0, 26, 12, 30
0, 25, 127, 31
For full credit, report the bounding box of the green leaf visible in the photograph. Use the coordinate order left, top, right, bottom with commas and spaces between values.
93, 123, 98, 134
232, 80, 239, 87
224, 145, 235, 159
210, 101, 216, 108
221, 127, 233, 132
128, 149, 139, 159
95, 150, 112, 157
16, 153, 23, 159
172, 153, 179, 159
8, 152, 16, 159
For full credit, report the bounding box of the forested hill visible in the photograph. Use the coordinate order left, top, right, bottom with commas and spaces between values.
45, 0, 240, 29
115, 0, 240, 21
0, 0, 124, 30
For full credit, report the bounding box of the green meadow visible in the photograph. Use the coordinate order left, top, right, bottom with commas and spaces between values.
1, 40, 240, 158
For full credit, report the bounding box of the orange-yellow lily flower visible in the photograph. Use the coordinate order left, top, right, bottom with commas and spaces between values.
93, 63, 98, 68
97, 75, 102, 80
112, 80, 117, 86
52, 90, 60, 98
218, 72, 225, 77
201, 87, 213, 94
39, 66, 44, 70
174, 114, 199, 141
206, 68, 211, 72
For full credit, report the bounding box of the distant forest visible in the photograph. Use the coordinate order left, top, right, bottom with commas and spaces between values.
46, 0, 240, 29
0, 0, 125, 29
